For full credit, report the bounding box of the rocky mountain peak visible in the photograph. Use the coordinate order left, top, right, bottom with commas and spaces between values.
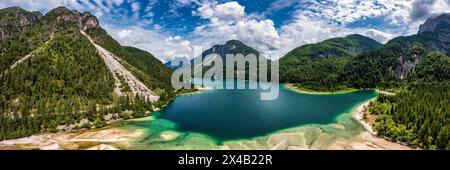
204, 39, 259, 58
0, 6, 42, 41
47, 6, 73, 16
44, 6, 99, 31
418, 13, 450, 34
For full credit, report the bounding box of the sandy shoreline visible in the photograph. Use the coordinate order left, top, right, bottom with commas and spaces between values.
349, 98, 413, 150
0, 125, 146, 150
281, 84, 412, 150
352, 99, 377, 135
178, 85, 213, 96
0, 87, 413, 150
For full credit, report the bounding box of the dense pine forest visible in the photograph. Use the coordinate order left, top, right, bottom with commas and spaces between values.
0, 27, 156, 140
0, 7, 175, 140
370, 83, 450, 149
368, 52, 450, 149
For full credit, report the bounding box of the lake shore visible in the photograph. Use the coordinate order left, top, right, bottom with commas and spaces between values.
277, 85, 412, 150
349, 99, 414, 150
284, 83, 358, 94
352, 99, 377, 135
0, 126, 146, 150
178, 85, 213, 96
0, 116, 155, 150
0, 101, 412, 150
0, 87, 413, 150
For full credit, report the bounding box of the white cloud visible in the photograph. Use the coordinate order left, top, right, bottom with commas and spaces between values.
193, 1, 281, 58
404, 0, 450, 34
130, 2, 140, 13
196, 1, 245, 21
360, 29, 395, 43
0, 0, 66, 12
112, 0, 125, 6
104, 25, 194, 62
212, 1, 245, 21
117, 29, 132, 39
295, 0, 408, 25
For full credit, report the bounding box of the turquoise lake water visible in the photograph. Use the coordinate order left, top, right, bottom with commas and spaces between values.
127, 80, 378, 142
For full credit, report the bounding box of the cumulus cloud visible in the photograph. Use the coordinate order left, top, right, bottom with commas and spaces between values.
410, 0, 450, 21
292, 0, 407, 25
192, 1, 281, 58
271, 0, 403, 57
196, 1, 245, 21
104, 25, 194, 62
410, 0, 436, 21
0, 0, 66, 12
130, 2, 140, 13
360, 29, 395, 43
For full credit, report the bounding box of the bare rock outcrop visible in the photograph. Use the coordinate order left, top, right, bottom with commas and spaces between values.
0, 6, 42, 41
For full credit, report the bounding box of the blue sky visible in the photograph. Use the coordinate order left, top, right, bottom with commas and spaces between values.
1, 0, 450, 62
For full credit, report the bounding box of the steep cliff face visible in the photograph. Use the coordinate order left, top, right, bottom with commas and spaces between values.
417, 13, 450, 51
0, 6, 99, 42
0, 6, 42, 41
340, 13, 450, 88
389, 13, 450, 78
418, 13, 450, 34
40, 6, 99, 33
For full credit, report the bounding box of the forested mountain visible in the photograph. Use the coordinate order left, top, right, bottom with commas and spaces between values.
0, 7, 42, 42
279, 34, 381, 91
278, 13, 450, 149
0, 6, 174, 140
368, 52, 450, 149
166, 40, 270, 80
196, 40, 269, 80
280, 13, 450, 91
358, 14, 450, 149
200, 40, 260, 60
342, 13, 450, 88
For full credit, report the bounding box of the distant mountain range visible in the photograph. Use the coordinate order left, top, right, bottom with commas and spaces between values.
279, 34, 382, 91
280, 13, 450, 90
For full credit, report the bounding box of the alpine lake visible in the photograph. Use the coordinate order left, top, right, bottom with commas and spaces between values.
108, 80, 378, 149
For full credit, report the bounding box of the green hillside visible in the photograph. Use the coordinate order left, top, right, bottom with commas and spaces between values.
280, 34, 381, 91
0, 6, 174, 140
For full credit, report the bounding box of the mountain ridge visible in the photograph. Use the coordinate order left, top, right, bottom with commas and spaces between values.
0, 6, 174, 140
279, 34, 381, 91
280, 13, 450, 90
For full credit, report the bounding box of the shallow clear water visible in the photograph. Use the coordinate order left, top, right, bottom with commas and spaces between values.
116, 80, 377, 149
